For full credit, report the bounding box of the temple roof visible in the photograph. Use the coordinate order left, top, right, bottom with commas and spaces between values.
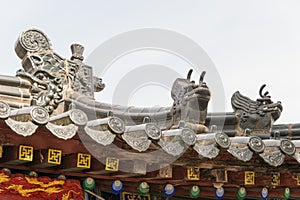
0, 28, 299, 199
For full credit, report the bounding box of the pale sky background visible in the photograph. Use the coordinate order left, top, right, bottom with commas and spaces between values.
0, 1, 300, 124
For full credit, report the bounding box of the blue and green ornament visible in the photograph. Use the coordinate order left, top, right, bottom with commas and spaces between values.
261, 187, 268, 200
138, 182, 149, 195
83, 177, 95, 191
190, 185, 200, 198
238, 187, 247, 200
28, 171, 38, 177
215, 187, 224, 199
2, 168, 11, 175
164, 184, 175, 197
112, 180, 123, 194
57, 175, 66, 180
284, 187, 290, 200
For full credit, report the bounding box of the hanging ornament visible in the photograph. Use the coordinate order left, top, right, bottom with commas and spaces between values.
83, 177, 95, 191
57, 175, 66, 180
28, 171, 38, 177
138, 182, 149, 195
215, 187, 224, 199
261, 187, 268, 200
2, 168, 11, 175
164, 184, 175, 197
190, 185, 200, 198
237, 187, 247, 200
112, 180, 123, 194
283, 187, 290, 200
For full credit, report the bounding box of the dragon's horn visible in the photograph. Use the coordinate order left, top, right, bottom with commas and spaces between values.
259, 84, 270, 98
199, 71, 206, 85
187, 69, 193, 80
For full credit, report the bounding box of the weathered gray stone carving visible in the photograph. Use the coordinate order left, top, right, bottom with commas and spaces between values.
171, 70, 210, 133
5, 118, 38, 137
231, 85, 282, 135
122, 123, 161, 152
46, 123, 78, 140
0, 101, 11, 119
228, 137, 254, 162
248, 136, 265, 153
259, 140, 285, 167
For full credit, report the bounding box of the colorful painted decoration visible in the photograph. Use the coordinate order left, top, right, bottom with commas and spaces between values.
190, 185, 200, 198
138, 182, 149, 195
0, 171, 83, 199
57, 175, 66, 180
261, 187, 268, 200
215, 187, 224, 199
112, 180, 123, 194
164, 184, 175, 197
28, 171, 38, 177
83, 177, 95, 191
284, 188, 290, 200
238, 187, 247, 200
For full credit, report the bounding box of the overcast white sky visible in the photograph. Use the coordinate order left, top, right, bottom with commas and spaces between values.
0, 1, 300, 124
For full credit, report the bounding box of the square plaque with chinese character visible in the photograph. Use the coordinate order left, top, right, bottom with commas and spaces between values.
48, 149, 62, 165
245, 171, 255, 185
271, 173, 280, 186
187, 167, 200, 180
105, 157, 119, 171
19, 145, 33, 162
77, 153, 91, 169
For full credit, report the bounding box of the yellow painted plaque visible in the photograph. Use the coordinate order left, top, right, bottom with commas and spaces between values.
297, 173, 300, 186
271, 173, 280, 186
77, 153, 91, 168
187, 167, 200, 180
19, 145, 33, 161
47, 149, 62, 165
105, 157, 119, 171
245, 171, 255, 185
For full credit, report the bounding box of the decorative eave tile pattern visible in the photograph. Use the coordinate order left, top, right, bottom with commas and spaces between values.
0, 101, 298, 167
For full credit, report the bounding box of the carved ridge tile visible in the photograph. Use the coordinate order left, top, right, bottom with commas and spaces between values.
227, 145, 253, 162
84, 126, 115, 146
5, 118, 38, 137
46, 122, 78, 140
259, 149, 285, 167
158, 139, 185, 156
193, 143, 219, 159
122, 132, 151, 152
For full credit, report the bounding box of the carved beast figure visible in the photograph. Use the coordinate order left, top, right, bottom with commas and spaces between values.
14, 29, 105, 114
11, 28, 210, 133
231, 84, 282, 135
16, 69, 64, 113
171, 69, 210, 133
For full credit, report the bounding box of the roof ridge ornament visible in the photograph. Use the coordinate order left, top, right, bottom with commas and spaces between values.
13, 28, 105, 114
70, 43, 84, 62
231, 85, 282, 136
171, 69, 210, 134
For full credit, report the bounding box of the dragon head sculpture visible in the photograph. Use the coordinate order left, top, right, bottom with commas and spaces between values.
231, 84, 283, 135
171, 69, 211, 133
